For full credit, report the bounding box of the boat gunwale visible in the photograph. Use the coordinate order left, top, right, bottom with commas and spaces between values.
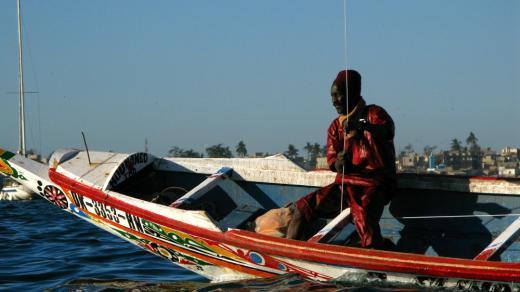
398, 172, 520, 182
48, 167, 520, 283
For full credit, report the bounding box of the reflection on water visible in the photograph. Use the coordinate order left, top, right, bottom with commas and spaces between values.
52, 278, 205, 292
53, 273, 415, 291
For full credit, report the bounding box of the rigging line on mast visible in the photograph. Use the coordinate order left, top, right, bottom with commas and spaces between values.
22, 13, 43, 157
340, 0, 349, 212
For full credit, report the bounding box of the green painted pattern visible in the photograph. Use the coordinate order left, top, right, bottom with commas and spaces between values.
0, 149, 16, 160
112, 228, 211, 266
0, 149, 27, 180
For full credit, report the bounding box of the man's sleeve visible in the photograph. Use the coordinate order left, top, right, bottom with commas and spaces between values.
326, 121, 339, 172
368, 106, 395, 140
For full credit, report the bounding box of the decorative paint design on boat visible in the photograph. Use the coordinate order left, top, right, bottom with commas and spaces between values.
66, 191, 228, 256
36, 180, 43, 192
219, 244, 333, 281
63, 189, 241, 275
0, 148, 15, 160
35, 181, 71, 210
68, 191, 122, 223
0, 159, 14, 176
69, 203, 89, 218
112, 228, 210, 269
61, 189, 321, 278
59, 187, 82, 215
42, 185, 68, 209
127, 216, 322, 278
54, 174, 520, 285
107, 153, 149, 189
66, 191, 223, 258
0, 149, 27, 181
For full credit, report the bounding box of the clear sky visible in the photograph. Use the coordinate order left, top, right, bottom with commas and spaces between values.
0, 0, 518, 157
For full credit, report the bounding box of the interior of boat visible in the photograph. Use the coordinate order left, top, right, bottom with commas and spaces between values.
107, 158, 520, 261
110, 164, 276, 232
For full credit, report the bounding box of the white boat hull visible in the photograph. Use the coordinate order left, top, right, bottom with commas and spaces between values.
0, 185, 33, 200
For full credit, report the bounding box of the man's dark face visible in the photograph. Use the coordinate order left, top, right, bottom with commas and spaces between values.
331, 84, 360, 115
331, 84, 346, 114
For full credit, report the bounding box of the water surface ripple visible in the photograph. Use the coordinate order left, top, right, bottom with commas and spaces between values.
0, 199, 202, 290
1, 199, 410, 291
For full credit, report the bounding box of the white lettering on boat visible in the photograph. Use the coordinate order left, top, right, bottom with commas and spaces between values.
69, 191, 218, 258
108, 153, 149, 189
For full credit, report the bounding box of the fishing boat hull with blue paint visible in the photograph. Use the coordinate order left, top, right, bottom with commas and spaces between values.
1, 147, 519, 289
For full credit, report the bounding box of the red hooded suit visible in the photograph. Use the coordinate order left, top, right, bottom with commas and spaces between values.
295, 99, 396, 248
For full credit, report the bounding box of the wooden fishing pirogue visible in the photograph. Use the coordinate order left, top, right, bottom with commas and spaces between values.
1, 148, 519, 289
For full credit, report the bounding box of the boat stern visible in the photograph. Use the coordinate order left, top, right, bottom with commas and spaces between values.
0, 147, 50, 196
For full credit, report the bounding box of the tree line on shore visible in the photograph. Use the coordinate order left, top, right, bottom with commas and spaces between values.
168, 132, 490, 169
401, 131, 484, 157
168, 141, 326, 168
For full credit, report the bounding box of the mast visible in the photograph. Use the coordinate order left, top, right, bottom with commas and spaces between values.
17, 0, 26, 156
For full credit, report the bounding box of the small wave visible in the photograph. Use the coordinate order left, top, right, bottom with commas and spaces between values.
51, 278, 206, 292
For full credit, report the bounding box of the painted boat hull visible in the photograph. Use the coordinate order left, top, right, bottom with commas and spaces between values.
1, 148, 519, 289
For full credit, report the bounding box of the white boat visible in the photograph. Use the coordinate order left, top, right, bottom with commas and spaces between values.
0, 176, 33, 200
1, 147, 520, 289
1, 0, 35, 201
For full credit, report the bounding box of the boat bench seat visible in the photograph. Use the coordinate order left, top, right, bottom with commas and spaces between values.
169, 167, 266, 230
219, 204, 265, 230
308, 207, 354, 243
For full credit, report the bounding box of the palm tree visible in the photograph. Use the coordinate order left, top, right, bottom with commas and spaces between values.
423, 145, 437, 156
303, 142, 323, 169
450, 138, 462, 152
168, 146, 202, 158
312, 143, 321, 158
206, 144, 232, 158
466, 132, 480, 154
235, 141, 247, 157
285, 144, 299, 160
303, 142, 313, 161
466, 132, 478, 147
168, 146, 183, 157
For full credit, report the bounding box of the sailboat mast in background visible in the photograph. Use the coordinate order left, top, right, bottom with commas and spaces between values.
17, 0, 26, 156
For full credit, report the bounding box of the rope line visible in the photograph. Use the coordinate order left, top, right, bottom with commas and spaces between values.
387, 213, 520, 220
340, 0, 349, 212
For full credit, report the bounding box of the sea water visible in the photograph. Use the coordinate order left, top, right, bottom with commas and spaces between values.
0, 199, 202, 290
0, 199, 405, 291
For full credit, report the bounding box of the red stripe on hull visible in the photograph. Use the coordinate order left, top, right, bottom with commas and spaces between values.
49, 169, 520, 283
225, 230, 520, 282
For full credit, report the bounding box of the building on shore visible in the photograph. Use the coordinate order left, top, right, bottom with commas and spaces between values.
395, 146, 519, 177
497, 147, 519, 177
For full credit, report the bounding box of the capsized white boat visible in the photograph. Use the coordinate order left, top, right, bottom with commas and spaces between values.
1, 147, 520, 289
0, 176, 33, 200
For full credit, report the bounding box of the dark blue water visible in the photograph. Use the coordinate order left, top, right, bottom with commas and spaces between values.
0, 198, 204, 290
0, 199, 408, 291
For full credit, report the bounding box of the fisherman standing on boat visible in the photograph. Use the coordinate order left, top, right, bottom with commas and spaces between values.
286, 69, 396, 249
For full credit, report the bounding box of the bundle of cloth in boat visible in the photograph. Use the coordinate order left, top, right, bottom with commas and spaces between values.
255, 70, 396, 249
254, 207, 294, 238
